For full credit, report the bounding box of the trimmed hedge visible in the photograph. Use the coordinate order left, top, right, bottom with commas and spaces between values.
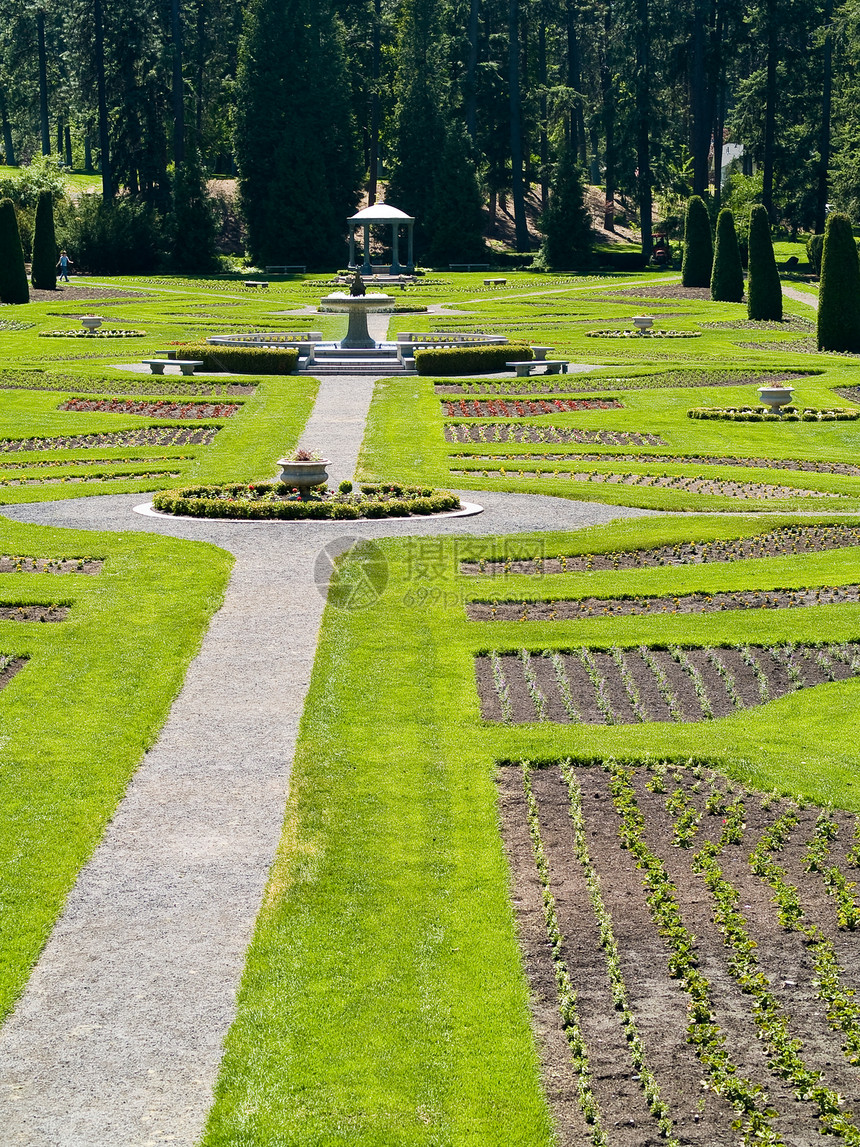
415, 343, 533, 376
688, 405, 857, 422
152, 482, 461, 520
710, 208, 744, 302
807, 233, 824, 277
176, 343, 299, 374
30, 190, 57, 291
681, 196, 713, 287
747, 205, 782, 321
817, 213, 860, 352
596, 249, 648, 271
0, 198, 29, 304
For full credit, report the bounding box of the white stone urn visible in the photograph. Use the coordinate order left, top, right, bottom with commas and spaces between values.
632, 315, 654, 333
80, 315, 105, 332
757, 385, 795, 415
277, 458, 330, 496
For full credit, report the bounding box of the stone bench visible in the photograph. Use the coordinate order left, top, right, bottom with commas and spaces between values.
506, 360, 569, 377
483, 277, 507, 286
244, 280, 269, 289
265, 265, 306, 274
142, 359, 203, 376
449, 263, 490, 272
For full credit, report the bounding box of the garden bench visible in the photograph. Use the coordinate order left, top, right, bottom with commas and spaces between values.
449, 263, 490, 272
505, 360, 569, 377
142, 359, 203, 376
244, 280, 269, 289
483, 277, 507, 286
265, 265, 307, 274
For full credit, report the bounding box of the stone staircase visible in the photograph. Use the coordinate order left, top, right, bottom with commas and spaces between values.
298, 345, 415, 375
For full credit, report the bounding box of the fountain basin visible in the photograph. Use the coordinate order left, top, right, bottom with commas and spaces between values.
320, 292, 394, 348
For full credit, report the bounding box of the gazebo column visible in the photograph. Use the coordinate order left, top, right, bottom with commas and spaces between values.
390, 222, 402, 274
406, 221, 414, 272
361, 223, 372, 275
348, 228, 356, 269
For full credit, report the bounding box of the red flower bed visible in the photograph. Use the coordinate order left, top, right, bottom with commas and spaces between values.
59, 397, 239, 419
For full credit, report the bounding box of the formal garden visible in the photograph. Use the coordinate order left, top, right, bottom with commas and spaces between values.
2, 254, 860, 1146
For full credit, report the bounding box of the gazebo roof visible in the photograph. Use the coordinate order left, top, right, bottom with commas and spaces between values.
348, 202, 414, 223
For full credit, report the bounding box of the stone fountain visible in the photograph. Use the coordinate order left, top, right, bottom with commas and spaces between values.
319, 274, 394, 349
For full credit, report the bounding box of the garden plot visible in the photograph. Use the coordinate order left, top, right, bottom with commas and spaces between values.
454, 452, 860, 476
59, 398, 240, 419
0, 555, 103, 574
0, 374, 256, 397
435, 370, 817, 396
0, 426, 220, 451
443, 397, 622, 417
0, 604, 69, 622
452, 468, 837, 499
463, 523, 860, 576
500, 759, 860, 1146
0, 469, 181, 489
445, 425, 663, 445
835, 387, 860, 405
0, 454, 191, 471
0, 656, 28, 688
470, 584, 860, 622
476, 641, 860, 724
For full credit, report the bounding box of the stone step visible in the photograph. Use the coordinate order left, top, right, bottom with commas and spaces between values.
300, 362, 415, 375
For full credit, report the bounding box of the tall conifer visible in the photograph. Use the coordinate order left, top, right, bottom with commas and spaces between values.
0, 198, 29, 303
535, 149, 593, 270
817, 213, 860, 351
747, 204, 783, 320
681, 195, 713, 287
710, 208, 744, 302
31, 189, 57, 290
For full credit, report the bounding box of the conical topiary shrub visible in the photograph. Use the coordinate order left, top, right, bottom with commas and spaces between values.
0, 197, 29, 304
681, 195, 713, 287
747, 204, 782, 321
710, 208, 744, 302
817, 213, 860, 352
30, 190, 57, 291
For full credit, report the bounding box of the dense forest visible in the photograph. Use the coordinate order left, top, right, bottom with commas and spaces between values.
0, 0, 856, 268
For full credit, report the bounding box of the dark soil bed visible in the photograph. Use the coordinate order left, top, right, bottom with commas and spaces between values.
0, 555, 103, 574
445, 426, 662, 446
443, 397, 622, 418
477, 641, 860, 724
499, 760, 860, 1144
0, 426, 220, 452
0, 603, 69, 622
453, 451, 860, 476
607, 284, 714, 299
470, 583, 860, 622
463, 523, 860, 577
24, 285, 147, 303
435, 370, 817, 396
59, 398, 239, 419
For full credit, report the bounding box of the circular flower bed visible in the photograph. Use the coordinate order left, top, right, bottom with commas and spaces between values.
688, 405, 859, 423
38, 329, 146, 338
152, 481, 462, 520
585, 328, 701, 339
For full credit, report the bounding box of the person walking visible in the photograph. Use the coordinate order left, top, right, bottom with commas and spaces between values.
57, 251, 73, 282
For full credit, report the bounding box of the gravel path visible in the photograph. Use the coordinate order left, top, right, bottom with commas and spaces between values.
783, 284, 819, 310
0, 335, 654, 1146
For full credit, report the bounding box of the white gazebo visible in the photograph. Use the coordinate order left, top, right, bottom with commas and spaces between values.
347, 203, 415, 275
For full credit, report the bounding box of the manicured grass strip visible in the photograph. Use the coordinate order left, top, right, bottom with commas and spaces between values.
0, 519, 231, 1022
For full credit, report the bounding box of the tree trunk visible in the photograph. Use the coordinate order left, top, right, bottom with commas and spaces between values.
37, 9, 51, 156
690, 4, 708, 195
65, 123, 72, 167
84, 127, 93, 173
508, 0, 530, 250
636, 0, 652, 256
57, 114, 63, 159
815, 0, 833, 232
762, 0, 777, 220
566, 0, 587, 166
601, 0, 615, 231
0, 89, 15, 166
93, 0, 114, 199
171, 0, 185, 165
368, 0, 382, 203
465, 0, 479, 142
538, 15, 548, 214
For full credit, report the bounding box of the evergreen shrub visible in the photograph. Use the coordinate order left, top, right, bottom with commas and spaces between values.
415, 344, 533, 375
681, 196, 713, 287
0, 198, 29, 304
710, 208, 744, 302
30, 190, 57, 290
747, 205, 782, 321
817, 213, 860, 352
56, 195, 164, 274
534, 149, 594, 271
807, 233, 824, 277
177, 343, 299, 374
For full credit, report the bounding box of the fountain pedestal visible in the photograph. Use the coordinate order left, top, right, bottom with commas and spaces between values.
320, 293, 394, 349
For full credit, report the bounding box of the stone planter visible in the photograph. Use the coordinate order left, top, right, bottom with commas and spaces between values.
276, 458, 330, 496
80, 316, 105, 332
757, 386, 794, 415
632, 315, 654, 333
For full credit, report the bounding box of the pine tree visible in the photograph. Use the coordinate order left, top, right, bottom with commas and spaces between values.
681, 195, 713, 287
426, 125, 486, 266
817, 212, 860, 351
30, 189, 57, 290
0, 197, 29, 303
747, 204, 783, 320
535, 149, 594, 271
169, 146, 219, 272
235, 0, 361, 267
710, 208, 744, 302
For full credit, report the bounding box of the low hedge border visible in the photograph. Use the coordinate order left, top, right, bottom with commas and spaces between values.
688, 405, 859, 423
415, 344, 534, 376
585, 329, 702, 339
39, 329, 146, 339
152, 481, 461, 520
175, 343, 299, 374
